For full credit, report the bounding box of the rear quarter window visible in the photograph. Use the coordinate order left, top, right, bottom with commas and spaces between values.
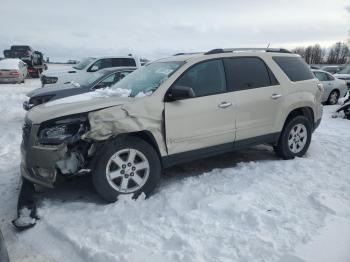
111, 58, 136, 67
273, 56, 314, 82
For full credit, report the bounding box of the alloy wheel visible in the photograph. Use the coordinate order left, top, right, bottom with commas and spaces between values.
287, 124, 308, 154
105, 148, 150, 193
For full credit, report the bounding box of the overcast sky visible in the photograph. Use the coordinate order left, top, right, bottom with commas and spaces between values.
0, 0, 349, 61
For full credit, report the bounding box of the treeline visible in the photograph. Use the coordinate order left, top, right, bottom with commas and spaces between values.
291, 42, 349, 64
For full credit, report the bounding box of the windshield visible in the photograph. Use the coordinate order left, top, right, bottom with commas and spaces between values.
78, 71, 106, 86
338, 66, 350, 74
110, 61, 183, 97
73, 57, 95, 70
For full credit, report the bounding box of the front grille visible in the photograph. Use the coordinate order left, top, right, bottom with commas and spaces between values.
22, 119, 32, 148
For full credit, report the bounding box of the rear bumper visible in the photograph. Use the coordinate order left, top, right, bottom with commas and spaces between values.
0, 77, 21, 83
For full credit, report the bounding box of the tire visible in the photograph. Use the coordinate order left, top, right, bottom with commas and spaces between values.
327, 90, 339, 105
92, 136, 161, 203
274, 115, 312, 160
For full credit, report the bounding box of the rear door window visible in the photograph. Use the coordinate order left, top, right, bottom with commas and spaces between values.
224, 57, 275, 91
273, 56, 314, 82
314, 71, 328, 81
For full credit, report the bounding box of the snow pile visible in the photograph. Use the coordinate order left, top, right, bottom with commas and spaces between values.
44, 87, 132, 107
0, 58, 21, 70
13, 208, 36, 228
0, 78, 350, 261
93, 87, 131, 98
135, 91, 153, 97
338, 91, 349, 105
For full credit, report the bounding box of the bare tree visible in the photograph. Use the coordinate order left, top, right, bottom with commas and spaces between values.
327, 42, 349, 64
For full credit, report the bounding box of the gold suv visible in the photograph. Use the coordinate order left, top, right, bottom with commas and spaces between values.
21, 48, 323, 202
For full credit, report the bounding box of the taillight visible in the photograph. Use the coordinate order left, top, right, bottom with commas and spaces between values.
10, 71, 20, 76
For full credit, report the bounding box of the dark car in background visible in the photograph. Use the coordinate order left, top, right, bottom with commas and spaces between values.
23, 67, 136, 110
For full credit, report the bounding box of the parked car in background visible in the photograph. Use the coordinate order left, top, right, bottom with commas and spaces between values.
40, 56, 142, 87
0, 229, 9, 262
321, 65, 345, 74
67, 59, 79, 64
20, 48, 323, 203
0, 58, 28, 84
3, 45, 46, 78
334, 65, 350, 89
312, 69, 348, 104
23, 67, 136, 110
3, 45, 41, 66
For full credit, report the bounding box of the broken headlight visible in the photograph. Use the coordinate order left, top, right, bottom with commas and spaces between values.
38, 116, 87, 145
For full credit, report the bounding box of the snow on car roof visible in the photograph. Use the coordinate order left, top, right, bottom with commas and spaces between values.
0, 58, 21, 69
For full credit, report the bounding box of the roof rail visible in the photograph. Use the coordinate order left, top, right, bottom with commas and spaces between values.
173, 52, 203, 56
204, 48, 291, 55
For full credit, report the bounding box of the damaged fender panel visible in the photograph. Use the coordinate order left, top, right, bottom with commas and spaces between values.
84, 102, 167, 156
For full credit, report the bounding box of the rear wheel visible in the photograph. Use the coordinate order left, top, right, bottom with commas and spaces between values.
327, 90, 339, 105
92, 137, 161, 203
274, 116, 312, 159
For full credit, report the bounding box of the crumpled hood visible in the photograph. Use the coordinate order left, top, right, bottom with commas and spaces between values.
26, 94, 133, 124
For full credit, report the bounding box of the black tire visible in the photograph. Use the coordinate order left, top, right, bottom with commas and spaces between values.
92, 136, 161, 203
327, 90, 339, 105
274, 116, 312, 160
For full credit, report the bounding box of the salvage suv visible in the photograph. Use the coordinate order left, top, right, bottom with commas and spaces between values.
21, 48, 323, 202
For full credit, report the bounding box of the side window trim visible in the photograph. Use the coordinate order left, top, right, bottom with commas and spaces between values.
168, 58, 228, 99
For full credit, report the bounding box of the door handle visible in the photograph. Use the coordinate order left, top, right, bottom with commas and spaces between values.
271, 94, 282, 100
218, 102, 232, 108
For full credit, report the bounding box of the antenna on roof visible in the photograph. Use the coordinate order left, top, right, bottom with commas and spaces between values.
267, 43, 270, 48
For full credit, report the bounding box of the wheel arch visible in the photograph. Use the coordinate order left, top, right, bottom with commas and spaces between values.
126, 130, 163, 164
277, 106, 315, 144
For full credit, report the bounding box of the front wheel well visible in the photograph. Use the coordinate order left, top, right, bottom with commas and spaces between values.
126, 131, 162, 161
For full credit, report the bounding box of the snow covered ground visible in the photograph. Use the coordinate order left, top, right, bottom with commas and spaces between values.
0, 68, 350, 261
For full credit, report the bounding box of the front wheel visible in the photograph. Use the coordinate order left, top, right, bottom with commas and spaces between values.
327, 90, 339, 105
274, 116, 312, 159
92, 137, 161, 203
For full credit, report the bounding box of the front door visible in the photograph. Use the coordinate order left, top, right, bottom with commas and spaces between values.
165, 59, 236, 155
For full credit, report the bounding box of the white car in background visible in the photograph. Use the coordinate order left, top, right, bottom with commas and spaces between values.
312, 69, 348, 105
0, 58, 28, 84
334, 65, 350, 90
40, 56, 142, 87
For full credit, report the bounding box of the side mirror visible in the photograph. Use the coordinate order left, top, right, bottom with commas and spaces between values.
90, 65, 99, 72
167, 85, 195, 101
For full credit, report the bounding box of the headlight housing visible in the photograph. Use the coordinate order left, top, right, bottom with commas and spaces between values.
41, 76, 58, 86
38, 116, 88, 145
24, 95, 55, 110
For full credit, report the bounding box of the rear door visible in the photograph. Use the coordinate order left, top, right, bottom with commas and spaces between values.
165, 59, 236, 154
224, 57, 283, 141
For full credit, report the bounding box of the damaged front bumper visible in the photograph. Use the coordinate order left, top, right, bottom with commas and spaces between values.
21, 120, 88, 188
21, 128, 66, 187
